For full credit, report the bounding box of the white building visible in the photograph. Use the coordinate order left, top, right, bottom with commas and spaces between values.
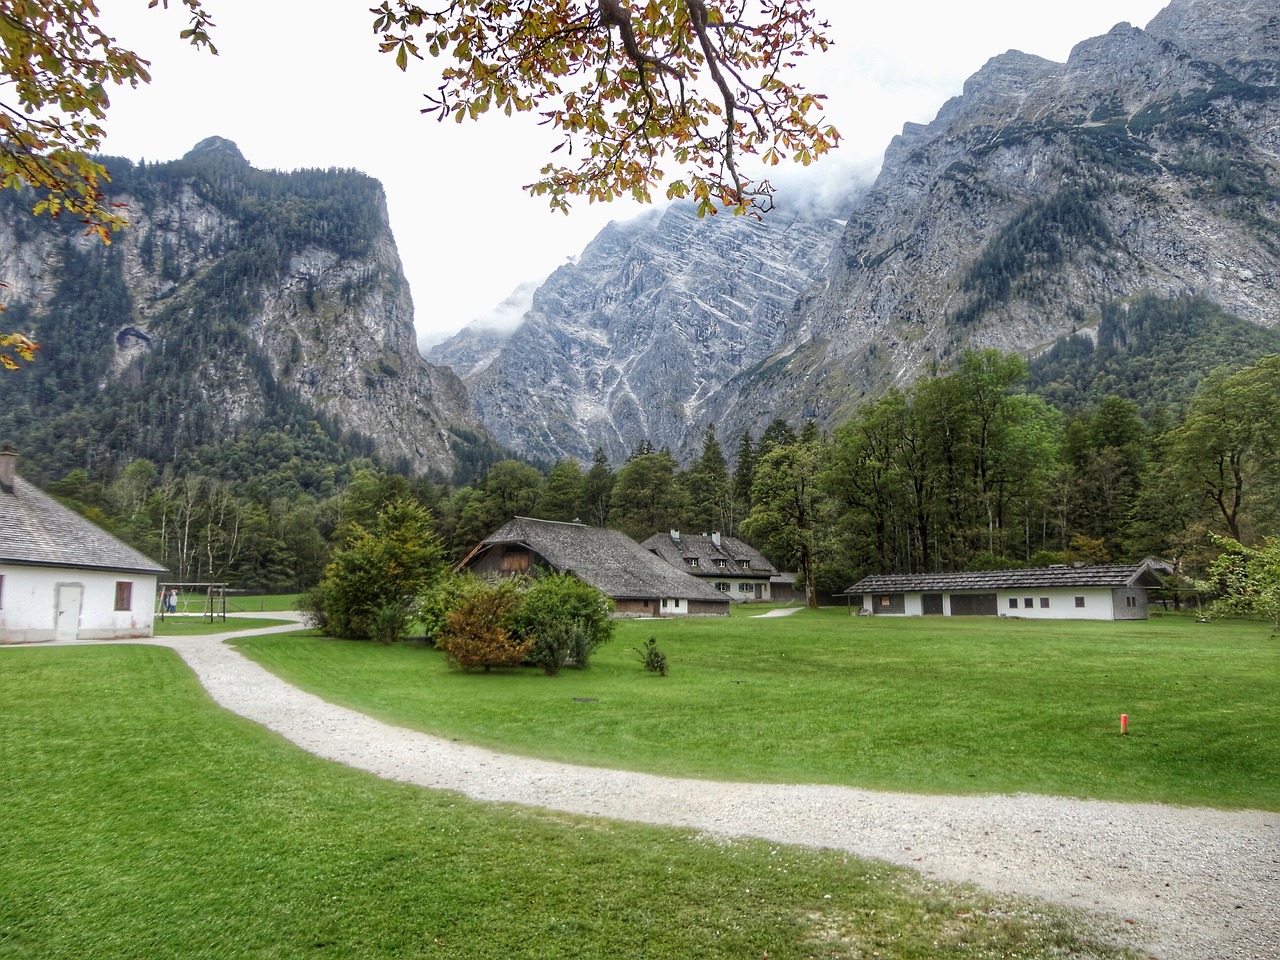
0, 450, 167, 643
844, 560, 1172, 621
642, 530, 779, 602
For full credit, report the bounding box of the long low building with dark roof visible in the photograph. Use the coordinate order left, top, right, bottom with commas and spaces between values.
844, 560, 1172, 620
1, 449, 168, 643
459, 517, 730, 617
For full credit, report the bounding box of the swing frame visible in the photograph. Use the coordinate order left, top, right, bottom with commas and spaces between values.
155, 582, 228, 622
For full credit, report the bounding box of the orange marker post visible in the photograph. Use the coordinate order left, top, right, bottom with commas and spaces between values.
1120, 713, 1129, 736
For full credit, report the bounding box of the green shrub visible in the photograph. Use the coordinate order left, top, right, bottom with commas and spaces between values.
514, 574, 615, 672
370, 603, 410, 646
414, 571, 488, 643
314, 499, 445, 640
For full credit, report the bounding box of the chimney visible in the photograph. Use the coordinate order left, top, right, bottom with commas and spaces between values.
711, 532, 721, 547
0, 445, 16, 494
670, 529, 680, 544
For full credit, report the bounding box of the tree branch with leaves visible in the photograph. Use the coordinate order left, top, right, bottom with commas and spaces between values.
0, 0, 216, 242
371, 0, 840, 216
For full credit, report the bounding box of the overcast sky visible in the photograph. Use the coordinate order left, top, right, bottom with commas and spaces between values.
94, 0, 1171, 349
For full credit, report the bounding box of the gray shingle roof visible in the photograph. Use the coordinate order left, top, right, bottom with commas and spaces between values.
641, 531, 778, 580
0, 475, 167, 575
845, 560, 1171, 595
467, 517, 728, 602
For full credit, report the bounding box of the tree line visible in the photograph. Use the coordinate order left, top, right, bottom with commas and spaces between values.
28, 348, 1280, 611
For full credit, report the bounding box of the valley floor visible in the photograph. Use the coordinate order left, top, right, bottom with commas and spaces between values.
46, 617, 1280, 960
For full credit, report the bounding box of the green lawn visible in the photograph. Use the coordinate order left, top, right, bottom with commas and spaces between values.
154, 616, 294, 637
232, 609, 1280, 810
0, 645, 1140, 960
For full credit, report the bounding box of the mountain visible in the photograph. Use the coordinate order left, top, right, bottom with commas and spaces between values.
443, 0, 1279, 462
428, 194, 856, 464
0, 138, 491, 481
728, 0, 1280, 430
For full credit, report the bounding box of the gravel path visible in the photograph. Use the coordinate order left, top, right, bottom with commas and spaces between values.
52, 621, 1280, 959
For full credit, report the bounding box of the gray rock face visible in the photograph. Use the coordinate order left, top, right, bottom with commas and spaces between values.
0, 142, 482, 476
431, 199, 853, 464
731, 0, 1280, 429
447, 0, 1279, 460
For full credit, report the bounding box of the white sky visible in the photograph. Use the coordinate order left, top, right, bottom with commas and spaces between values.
94, 0, 1171, 349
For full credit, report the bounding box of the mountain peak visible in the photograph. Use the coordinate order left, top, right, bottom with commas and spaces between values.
1145, 0, 1280, 60
183, 136, 249, 166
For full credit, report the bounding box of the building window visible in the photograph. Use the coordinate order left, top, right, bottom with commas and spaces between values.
1040, 597, 1050, 608
1023, 597, 1033, 608
685, 557, 699, 568
662, 598, 669, 609
714, 558, 727, 569
738, 582, 754, 593
114, 581, 133, 612
1126, 595, 1138, 608
1074, 596, 1086, 608
715, 582, 730, 592
1008, 598, 1018, 609
738, 559, 751, 570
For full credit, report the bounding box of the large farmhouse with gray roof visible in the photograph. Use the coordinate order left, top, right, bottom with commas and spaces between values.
642, 530, 779, 602
844, 560, 1172, 621
459, 517, 730, 616
1, 449, 168, 643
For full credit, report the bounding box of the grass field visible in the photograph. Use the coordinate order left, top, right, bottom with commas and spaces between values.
232, 609, 1280, 811
154, 616, 293, 637
0, 644, 1141, 960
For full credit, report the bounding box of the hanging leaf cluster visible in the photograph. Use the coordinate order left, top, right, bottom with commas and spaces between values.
0, 0, 216, 241
370, 0, 841, 216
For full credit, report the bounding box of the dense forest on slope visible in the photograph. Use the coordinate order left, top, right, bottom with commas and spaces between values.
0, 145, 505, 491
1027, 295, 1280, 417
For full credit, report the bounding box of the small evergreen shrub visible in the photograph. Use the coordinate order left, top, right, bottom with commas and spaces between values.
636, 636, 668, 676
370, 603, 410, 646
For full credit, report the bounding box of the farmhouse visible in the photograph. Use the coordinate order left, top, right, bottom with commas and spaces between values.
642, 530, 779, 601
459, 517, 730, 616
0, 450, 167, 643
844, 560, 1173, 621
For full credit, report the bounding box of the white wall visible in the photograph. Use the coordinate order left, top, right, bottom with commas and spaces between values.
0, 565, 159, 643
992, 588, 1117, 620
858, 587, 1131, 620
706, 577, 771, 601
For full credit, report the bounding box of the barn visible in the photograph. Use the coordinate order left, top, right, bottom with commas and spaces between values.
1, 450, 167, 643
459, 517, 731, 617
844, 560, 1172, 621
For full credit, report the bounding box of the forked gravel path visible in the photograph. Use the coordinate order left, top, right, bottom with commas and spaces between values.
57, 619, 1280, 959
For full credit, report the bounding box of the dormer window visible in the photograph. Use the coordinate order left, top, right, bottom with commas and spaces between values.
685, 557, 699, 568
713, 558, 728, 568
738, 559, 751, 570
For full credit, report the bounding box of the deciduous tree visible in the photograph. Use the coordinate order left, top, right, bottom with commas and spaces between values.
1203, 534, 1280, 631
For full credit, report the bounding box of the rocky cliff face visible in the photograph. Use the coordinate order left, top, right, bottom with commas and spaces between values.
730, 0, 1279, 429
443, 0, 1279, 461
429, 197, 854, 464
0, 137, 483, 476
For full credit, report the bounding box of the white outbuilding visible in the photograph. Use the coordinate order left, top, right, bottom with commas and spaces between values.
844, 560, 1173, 621
0, 449, 167, 643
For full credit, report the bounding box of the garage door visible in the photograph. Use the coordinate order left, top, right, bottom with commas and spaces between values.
949, 593, 998, 616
